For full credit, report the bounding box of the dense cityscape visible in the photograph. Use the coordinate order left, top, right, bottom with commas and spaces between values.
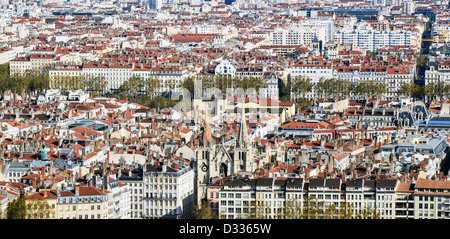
0, 0, 450, 221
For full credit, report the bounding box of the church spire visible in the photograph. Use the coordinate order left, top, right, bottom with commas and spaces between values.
203, 120, 212, 147
238, 100, 249, 148
202, 113, 213, 147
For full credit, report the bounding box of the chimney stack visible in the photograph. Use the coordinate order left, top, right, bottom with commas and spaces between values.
32, 178, 37, 189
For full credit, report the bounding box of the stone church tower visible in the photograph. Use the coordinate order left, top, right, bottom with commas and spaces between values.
194, 108, 255, 205
233, 108, 255, 174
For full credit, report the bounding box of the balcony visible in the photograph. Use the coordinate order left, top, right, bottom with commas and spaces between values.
395, 214, 414, 219
396, 196, 413, 203
395, 211, 414, 218
395, 203, 414, 209
363, 196, 375, 200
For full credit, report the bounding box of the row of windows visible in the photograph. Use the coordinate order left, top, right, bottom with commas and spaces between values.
144, 192, 177, 199
219, 193, 249, 199
60, 214, 103, 219
145, 185, 178, 191
144, 177, 178, 184
145, 199, 177, 207
219, 192, 304, 200
418, 203, 435, 210
9, 172, 25, 177
28, 212, 56, 219
145, 208, 178, 216
59, 204, 102, 211
418, 210, 435, 218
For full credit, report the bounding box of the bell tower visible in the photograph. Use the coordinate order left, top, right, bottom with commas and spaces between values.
234, 105, 254, 173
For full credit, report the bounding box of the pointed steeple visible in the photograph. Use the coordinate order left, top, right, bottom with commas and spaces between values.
201, 112, 214, 147
238, 102, 249, 148
203, 119, 213, 147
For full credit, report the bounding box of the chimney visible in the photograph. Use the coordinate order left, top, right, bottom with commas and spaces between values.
75, 186, 80, 196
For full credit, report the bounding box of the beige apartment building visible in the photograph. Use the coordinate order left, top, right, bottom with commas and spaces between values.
413, 179, 450, 219
215, 177, 400, 219
49, 65, 83, 89
57, 185, 110, 219
30, 54, 57, 72
25, 190, 59, 219
10, 54, 56, 75
216, 177, 304, 219
10, 56, 31, 75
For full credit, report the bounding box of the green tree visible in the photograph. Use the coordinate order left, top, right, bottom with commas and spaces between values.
277, 198, 303, 219
415, 53, 428, 72
291, 76, 312, 100
425, 81, 448, 102
181, 76, 195, 96
335, 78, 352, 98
238, 199, 269, 219
6, 195, 27, 219
353, 80, 387, 99
314, 78, 327, 99
296, 98, 311, 112
357, 206, 381, 219
143, 76, 161, 99
213, 74, 233, 93
366, 50, 378, 59
396, 82, 424, 98
125, 75, 145, 97
280, 77, 293, 102
337, 201, 354, 219
192, 200, 215, 219
300, 195, 320, 219
233, 76, 267, 92
318, 201, 336, 219
84, 75, 107, 97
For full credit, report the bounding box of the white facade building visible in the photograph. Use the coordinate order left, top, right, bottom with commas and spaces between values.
215, 59, 236, 77
143, 163, 194, 219
333, 23, 414, 51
